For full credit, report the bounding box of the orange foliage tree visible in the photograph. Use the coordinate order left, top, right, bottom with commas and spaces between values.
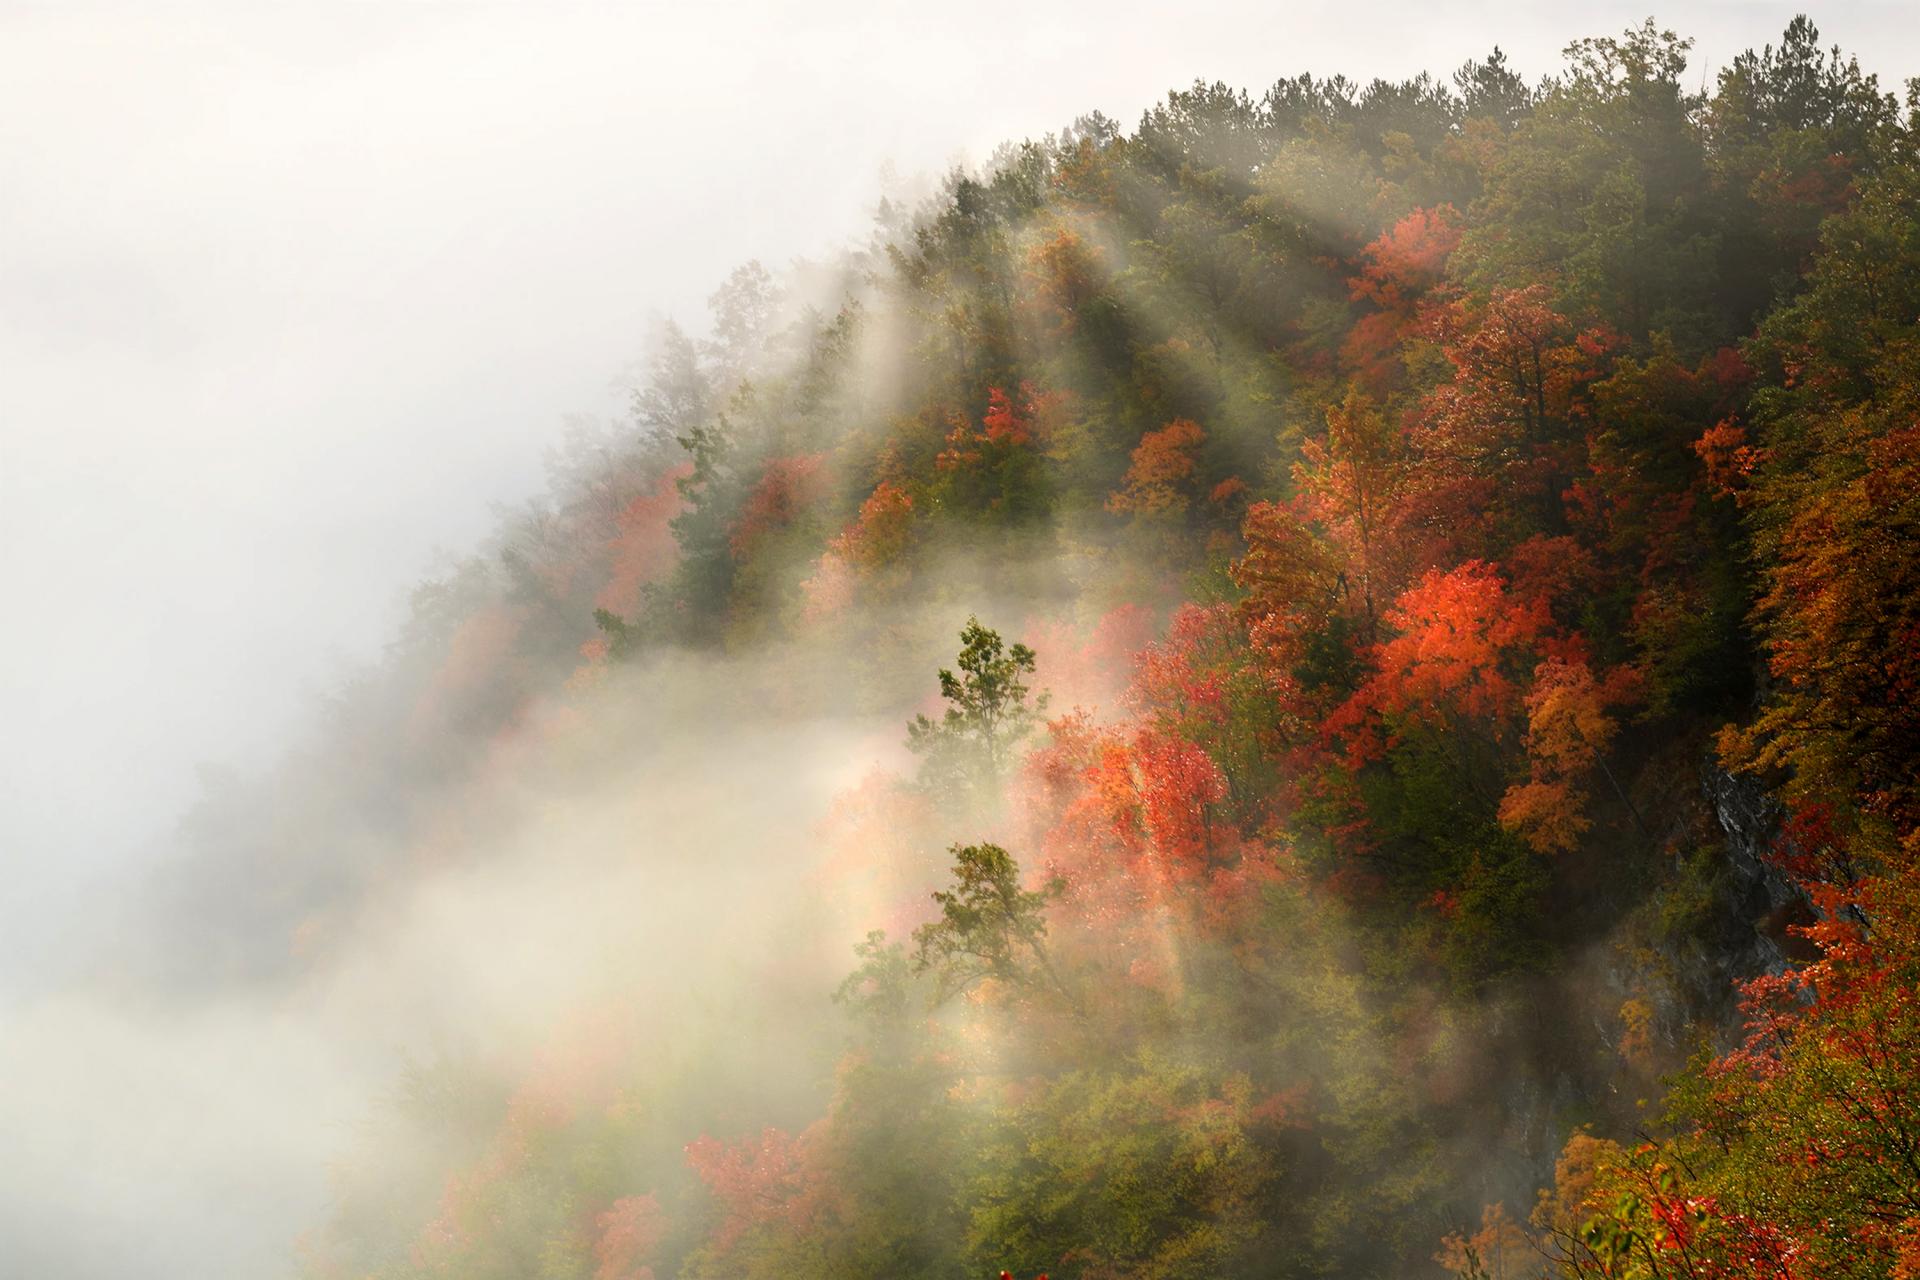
1108, 418, 1207, 517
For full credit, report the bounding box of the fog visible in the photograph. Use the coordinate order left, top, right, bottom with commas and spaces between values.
0, 655, 896, 1274
8, 0, 1914, 989
3, 2, 1916, 1276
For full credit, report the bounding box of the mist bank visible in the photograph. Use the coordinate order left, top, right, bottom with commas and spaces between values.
12, 12, 1920, 1280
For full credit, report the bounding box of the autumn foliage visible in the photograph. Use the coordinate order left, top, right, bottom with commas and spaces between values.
291, 19, 1920, 1280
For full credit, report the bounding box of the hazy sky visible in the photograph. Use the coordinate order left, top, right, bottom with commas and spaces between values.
4, 1, 1917, 985
7, 5, 1920, 1277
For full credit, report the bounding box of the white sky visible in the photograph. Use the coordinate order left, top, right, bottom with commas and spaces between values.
3, 1, 1917, 984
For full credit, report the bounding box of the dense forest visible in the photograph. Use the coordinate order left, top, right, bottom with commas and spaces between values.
163, 15, 1920, 1278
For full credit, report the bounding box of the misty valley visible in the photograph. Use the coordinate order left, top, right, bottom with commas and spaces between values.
19, 11, 1920, 1280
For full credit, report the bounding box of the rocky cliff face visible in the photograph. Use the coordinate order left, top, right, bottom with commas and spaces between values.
1450, 759, 1793, 1207
1628, 760, 1815, 1063
1702, 761, 1810, 974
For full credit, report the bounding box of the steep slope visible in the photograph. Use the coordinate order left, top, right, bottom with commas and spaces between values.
133, 16, 1920, 1279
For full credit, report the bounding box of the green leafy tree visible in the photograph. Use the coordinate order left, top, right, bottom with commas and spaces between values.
912, 842, 1075, 1012
967, 1062, 1279, 1280
631, 319, 712, 443
907, 617, 1049, 801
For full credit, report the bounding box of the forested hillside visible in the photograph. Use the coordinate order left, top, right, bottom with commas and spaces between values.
185, 16, 1920, 1278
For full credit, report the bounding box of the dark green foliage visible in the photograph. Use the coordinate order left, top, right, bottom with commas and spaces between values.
591, 606, 642, 662
906, 618, 1049, 802
966, 1062, 1279, 1280
912, 843, 1072, 1010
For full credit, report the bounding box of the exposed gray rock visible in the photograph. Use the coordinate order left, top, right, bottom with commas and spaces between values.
1701, 760, 1806, 976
